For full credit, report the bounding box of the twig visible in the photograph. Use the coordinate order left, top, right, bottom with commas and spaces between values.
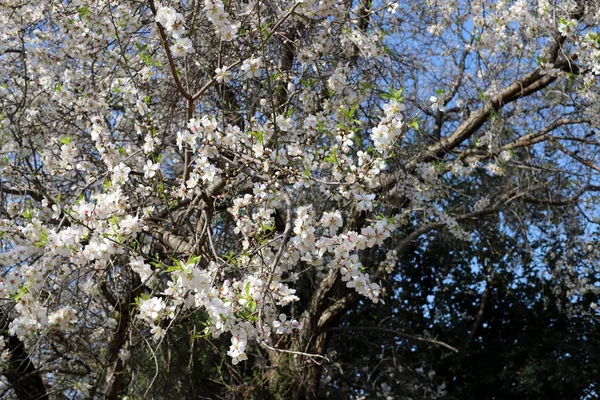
327, 326, 459, 353
260, 342, 330, 364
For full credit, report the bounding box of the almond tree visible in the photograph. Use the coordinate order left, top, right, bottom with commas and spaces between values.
0, 0, 599, 398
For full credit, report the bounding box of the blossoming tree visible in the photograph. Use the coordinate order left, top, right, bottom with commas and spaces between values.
0, 0, 599, 398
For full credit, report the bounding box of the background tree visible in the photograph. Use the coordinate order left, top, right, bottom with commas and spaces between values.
0, 0, 599, 398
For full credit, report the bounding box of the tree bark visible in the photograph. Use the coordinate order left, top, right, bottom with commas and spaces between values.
4, 334, 48, 400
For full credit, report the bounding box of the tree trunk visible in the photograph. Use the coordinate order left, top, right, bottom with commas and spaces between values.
4, 334, 48, 400
266, 335, 328, 400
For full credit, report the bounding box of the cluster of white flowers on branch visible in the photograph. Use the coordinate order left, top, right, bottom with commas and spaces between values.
0, 0, 599, 397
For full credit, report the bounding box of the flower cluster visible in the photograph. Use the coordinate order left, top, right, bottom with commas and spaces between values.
204, 0, 240, 41
241, 57, 263, 79
155, 6, 194, 57
371, 98, 405, 157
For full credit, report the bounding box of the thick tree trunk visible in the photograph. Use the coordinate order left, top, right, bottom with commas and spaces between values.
99, 278, 143, 400
266, 335, 328, 400
4, 334, 48, 400
266, 276, 355, 399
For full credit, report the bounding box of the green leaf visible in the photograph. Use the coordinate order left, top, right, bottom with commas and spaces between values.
134, 293, 151, 306
223, 249, 236, 262
382, 87, 404, 101
248, 131, 264, 145
35, 228, 48, 248
13, 285, 29, 302
261, 223, 274, 234
166, 259, 184, 273
22, 209, 33, 220
340, 104, 359, 121
139, 52, 152, 65
409, 119, 420, 131
260, 22, 272, 35
477, 89, 486, 102
323, 148, 338, 165
244, 281, 251, 298
187, 255, 202, 265
78, 5, 90, 18
108, 215, 119, 226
